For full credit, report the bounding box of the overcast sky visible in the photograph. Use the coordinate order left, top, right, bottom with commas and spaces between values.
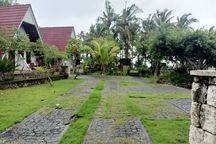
17, 0, 216, 34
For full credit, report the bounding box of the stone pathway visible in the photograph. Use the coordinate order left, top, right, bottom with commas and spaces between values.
84, 118, 151, 144
64, 75, 99, 97
169, 98, 192, 114
0, 76, 191, 144
0, 76, 99, 144
0, 109, 73, 144
85, 77, 151, 144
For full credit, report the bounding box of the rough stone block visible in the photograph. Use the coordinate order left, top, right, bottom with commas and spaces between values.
190, 70, 216, 77
204, 131, 216, 144
191, 82, 207, 103
207, 86, 216, 108
189, 125, 204, 144
201, 104, 216, 135
191, 102, 201, 127
209, 77, 216, 85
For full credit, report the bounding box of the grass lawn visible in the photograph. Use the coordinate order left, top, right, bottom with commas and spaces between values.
96, 78, 190, 144
128, 92, 190, 144
60, 80, 105, 144
0, 79, 83, 132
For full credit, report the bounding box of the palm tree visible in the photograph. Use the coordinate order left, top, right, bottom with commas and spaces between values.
0, 0, 13, 6
114, 4, 142, 59
98, 0, 116, 29
142, 14, 156, 33
91, 38, 119, 73
153, 9, 174, 29
88, 23, 107, 38
176, 13, 198, 29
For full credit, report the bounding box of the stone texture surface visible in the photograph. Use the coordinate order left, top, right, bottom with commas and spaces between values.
190, 102, 201, 127
84, 118, 151, 144
169, 98, 191, 114
189, 125, 216, 144
0, 109, 73, 144
207, 85, 216, 107
204, 131, 216, 144
201, 104, 216, 135
189, 71, 216, 144
190, 70, 216, 77
189, 125, 204, 144
191, 82, 207, 104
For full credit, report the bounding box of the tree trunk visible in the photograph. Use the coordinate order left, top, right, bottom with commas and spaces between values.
125, 48, 129, 59
72, 53, 77, 79
153, 61, 159, 83
101, 65, 106, 75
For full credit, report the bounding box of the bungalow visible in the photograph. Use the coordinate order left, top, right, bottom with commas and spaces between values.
39, 26, 75, 52
0, 4, 42, 71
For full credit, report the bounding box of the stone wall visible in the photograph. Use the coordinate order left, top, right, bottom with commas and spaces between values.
0, 75, 68, 90
189, 70, 216, 144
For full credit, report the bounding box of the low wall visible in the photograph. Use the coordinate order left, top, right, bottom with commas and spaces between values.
189, 70, 216, 144
0, 75, 68, 90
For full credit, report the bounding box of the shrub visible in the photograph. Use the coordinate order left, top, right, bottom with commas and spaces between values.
157, 71, 192, 88
0, 58, 16, 81
35, 67, 45, 73
138, 65, 151, 77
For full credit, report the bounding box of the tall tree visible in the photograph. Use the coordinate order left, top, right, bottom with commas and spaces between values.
0, 0, 13, 6
98, 0, 116, 29
142, 14, 156, 33
153, 9, 174, 29
176, 13, 198, 29
114, 4, 142, 59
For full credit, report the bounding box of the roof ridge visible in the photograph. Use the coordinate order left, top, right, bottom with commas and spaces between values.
0, 4, 30, 8
40, 26, 74, 28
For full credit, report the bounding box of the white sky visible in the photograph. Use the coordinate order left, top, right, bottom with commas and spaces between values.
17, 0, 216, 34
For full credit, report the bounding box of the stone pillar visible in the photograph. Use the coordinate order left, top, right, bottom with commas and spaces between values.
190, 70, 216, 144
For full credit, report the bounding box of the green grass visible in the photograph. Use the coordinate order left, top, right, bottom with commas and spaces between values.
0, 79, 83, 132
60, 80, 105, 144
141, 118, 190, 144
126, 89, 190, 144
94, 78, 190, 144
127, 92, 190, 118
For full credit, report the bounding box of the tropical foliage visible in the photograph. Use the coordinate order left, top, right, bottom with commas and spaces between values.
90, 38, 119, 73
78, 0, 216, 86
0, 29, 66, 67
0, 0, 13, 6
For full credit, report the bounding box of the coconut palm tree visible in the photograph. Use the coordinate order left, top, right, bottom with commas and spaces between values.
176, 13, 198, 29
114, 4, 142, 59
153, 9, 174, 29
91, 38, 119, 73
0, 0, 13, 6
98, 0, 117, 29
142, 14, 156, 34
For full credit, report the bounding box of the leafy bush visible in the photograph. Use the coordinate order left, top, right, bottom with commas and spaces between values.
138, 65, 151, 77
157, 71, 192, 88
35, 67, 45, 73
0, 58, 16, 81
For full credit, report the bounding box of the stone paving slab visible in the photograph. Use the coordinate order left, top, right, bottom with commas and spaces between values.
169, 98, 192, 114
64, 76, 99, 97
0, 109, 73, 144
84, 118, 151, 144
0, 75, 99, 144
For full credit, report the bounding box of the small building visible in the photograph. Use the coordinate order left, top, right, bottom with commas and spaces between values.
39, 27, 75, 52
0, 4, 42, 71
